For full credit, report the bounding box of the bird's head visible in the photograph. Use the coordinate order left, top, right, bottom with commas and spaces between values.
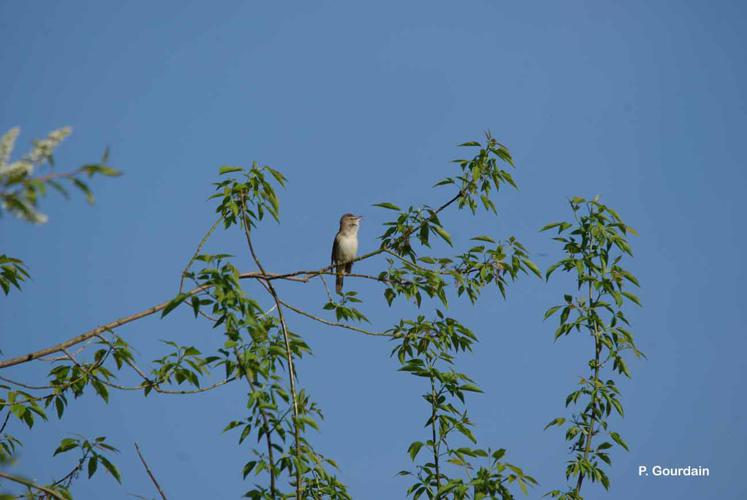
339, 213, 362, 231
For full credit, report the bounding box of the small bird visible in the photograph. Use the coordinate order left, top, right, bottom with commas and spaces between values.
331, 213, 362, 294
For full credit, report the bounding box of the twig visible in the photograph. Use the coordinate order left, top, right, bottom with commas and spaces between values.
33, 165, 86, 184
0, 375, 53, 390
134, 443, 167, 500
279, 300, 390, 337
318, 274, 333, 302
179, 217, 221, 294
0, 411, 10, 434
38, 339, 94, 362
52, 449, 90, 489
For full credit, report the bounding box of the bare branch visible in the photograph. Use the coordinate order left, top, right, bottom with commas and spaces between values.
134, 442, 167, 500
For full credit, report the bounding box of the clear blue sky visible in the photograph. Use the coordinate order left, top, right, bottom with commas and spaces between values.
2, 1, 746, 499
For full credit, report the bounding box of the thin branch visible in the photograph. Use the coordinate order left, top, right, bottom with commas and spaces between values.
233, 347, 277, 498
0, 470, 66, 500
52, 449, 90, 489
0, 288, 208, 369
32, 165, 88, 184
430, 376, 441, 492
433, 189, 465, 215
0, 411, 10, 434
0, 268, 380, 370
239, 202, 302, 500
0, 375, 53, 390
574, 245, 604, 496
317, 274, 333, 302
98, 373, 235, 395
134, 442, 167, 500
38, 339, 95, 362
179, 217, 221, 294
93, 334, 236, 395
0, 338, 234, 398
279, 300, 390, 337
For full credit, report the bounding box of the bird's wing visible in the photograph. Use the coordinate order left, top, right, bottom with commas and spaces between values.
331, 234, 340, 265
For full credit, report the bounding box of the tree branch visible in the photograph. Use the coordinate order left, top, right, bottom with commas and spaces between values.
134, 442, 167, 500
0, 263, 387, 370
0, 470, 66, 499
0, 186, 465, 371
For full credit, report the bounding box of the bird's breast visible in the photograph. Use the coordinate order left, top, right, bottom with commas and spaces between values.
336, 234, 358, 260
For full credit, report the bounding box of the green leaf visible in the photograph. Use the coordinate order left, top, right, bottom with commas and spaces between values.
243, 460, 257, 478
407, 441, 424, 461
433, 178, 455, 187
523, 258, 542, 278
219, 166, 243, 175
544, 305, 561, 320
373, 202, 401, 211
540, 222, 563, 232
98, 455, 122, 483
544, 417, 566, 431
610, 431, 629, 451
54, 438, 78, 456
545, 261, 562, 281
87, 456, 98, 478
432, 225, 453, 246
460, 383, 483, 393
621, 291, 642, 306
161, 293, 189, 317
223, 421, 243, 433
266, 167, 287, 186
72, 179, 94, 204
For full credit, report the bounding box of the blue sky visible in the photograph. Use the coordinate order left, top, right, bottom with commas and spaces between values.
2, 1, 746, 498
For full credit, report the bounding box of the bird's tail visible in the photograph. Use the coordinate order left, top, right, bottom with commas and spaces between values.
336, 268, 344, 294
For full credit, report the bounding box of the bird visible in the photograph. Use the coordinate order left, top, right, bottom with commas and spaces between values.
331, 213, 362, 294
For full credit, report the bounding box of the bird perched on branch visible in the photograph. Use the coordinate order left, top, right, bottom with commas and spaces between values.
331, 213, 362, 294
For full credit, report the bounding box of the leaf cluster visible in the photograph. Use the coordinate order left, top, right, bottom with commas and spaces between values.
542, 197, 642, 496
0, 127, 119, 225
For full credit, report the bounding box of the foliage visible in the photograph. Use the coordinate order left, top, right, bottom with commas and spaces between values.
0, 126, 119, 296
0, 126, 119, 225
542, 197, 642, 499
378, 137, 538, 499
0, 132, 641, 499
393, 312, 537, 499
